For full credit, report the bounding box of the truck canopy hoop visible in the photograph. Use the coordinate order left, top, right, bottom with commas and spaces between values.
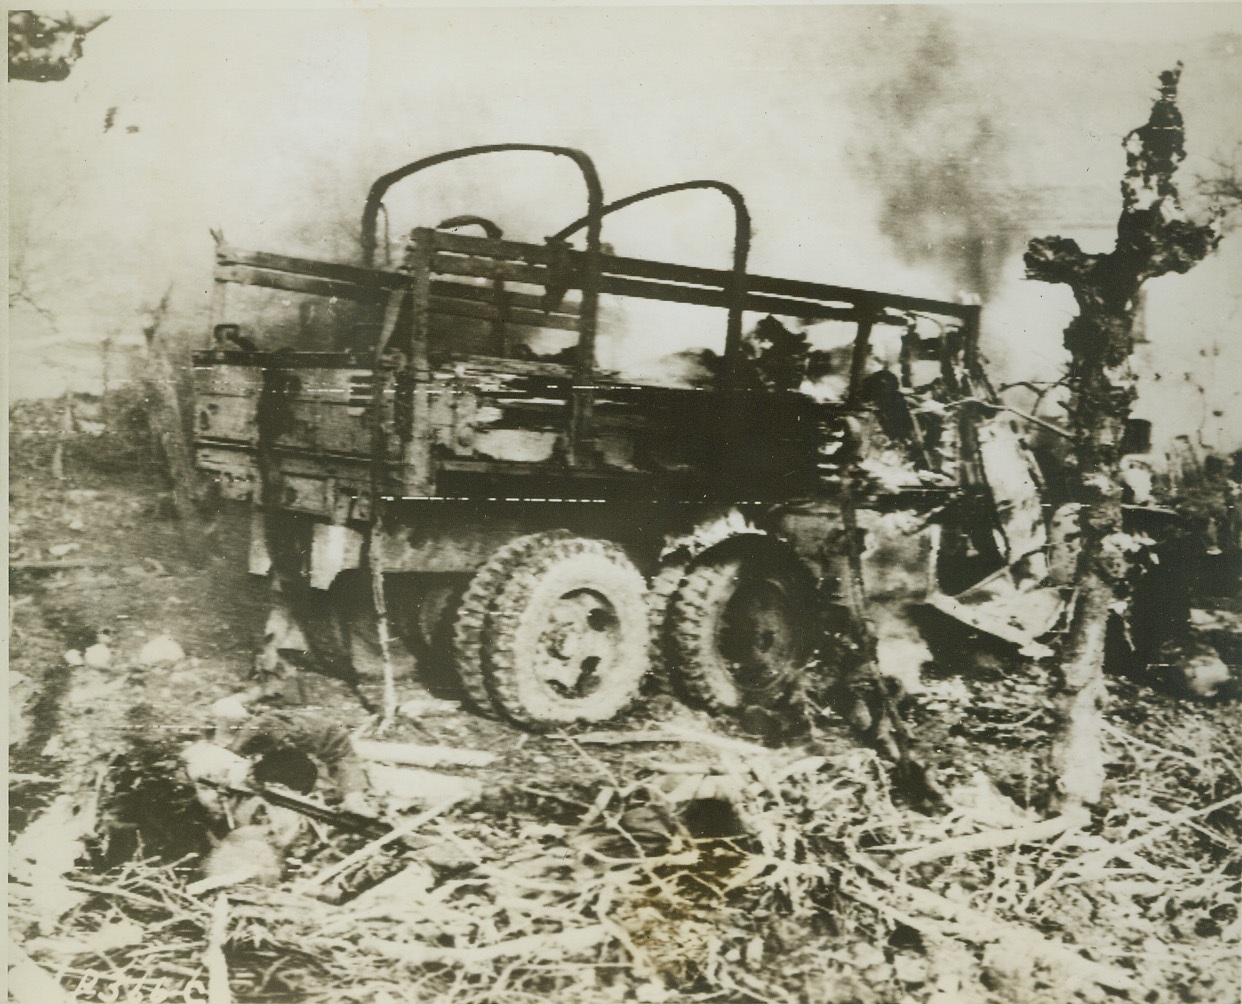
361, 144, 605, 475
437, 215, 504, 240
548, 180, 751, 384
360, 144, 604, 368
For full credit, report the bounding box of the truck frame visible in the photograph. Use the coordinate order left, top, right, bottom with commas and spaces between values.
193, 144, 1003, 729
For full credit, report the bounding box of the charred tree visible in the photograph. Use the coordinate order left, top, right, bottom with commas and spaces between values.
1023, 64, 1221, 809
8, 11, 108, 83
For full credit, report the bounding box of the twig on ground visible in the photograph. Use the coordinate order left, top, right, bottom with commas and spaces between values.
575, 727, 779, 759
847, 850, 1137, 993
204, 893, 232, 1004
359, 924, 608, 967
897, 809, 1088, 868
1025, 790, 1242, 903
515, 784, 592, 810
187, 870, 261, 898
297, 796, 463, 892
354, 739, 498, 768
1102, 720, 1218, 772
574, 787, 615, 831
571, 730, 685, 746
555, 734, 621, 787
11, 560, 118, 571
63, 880, 200, 922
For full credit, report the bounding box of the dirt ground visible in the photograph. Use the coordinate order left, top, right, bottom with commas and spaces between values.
8, 401, 1241, 1004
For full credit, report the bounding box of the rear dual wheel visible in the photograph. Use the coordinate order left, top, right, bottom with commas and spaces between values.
668, 552, 816, 712
452, 535, 816, 725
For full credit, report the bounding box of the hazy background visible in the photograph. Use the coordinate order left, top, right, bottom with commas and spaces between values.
8, 4, 1242, 450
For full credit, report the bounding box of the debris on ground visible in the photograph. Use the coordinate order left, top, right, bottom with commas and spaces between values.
7, 385, 1239, 1004
82, 642, 112, 669
138, 634, 187, 666
10, 724, 1238, 1003
354, 739, 499, 769
398, 696, 464, 719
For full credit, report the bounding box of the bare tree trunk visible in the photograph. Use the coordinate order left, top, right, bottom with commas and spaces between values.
140, 289, 206, 563
1055, 565, 1114, 804
1024, 64, 1221, 810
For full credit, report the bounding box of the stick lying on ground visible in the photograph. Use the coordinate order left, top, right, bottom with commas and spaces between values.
359, 924, 607, 968
353, 740, 498, 768
10, 560, 118, 571
299, 797, 464, 892
195, 779, 392, 840
897, 809, 1089, 868
204, 893, 232, 1004
847, 850, 1138, 993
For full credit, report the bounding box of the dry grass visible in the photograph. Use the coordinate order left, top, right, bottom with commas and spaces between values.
11, 717, 1239, 1003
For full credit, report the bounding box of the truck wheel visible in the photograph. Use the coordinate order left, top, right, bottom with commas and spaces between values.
452, 531, 571, 716
669, 553, 815, 712
646, 561, 687, 690
484, 538, 650, 728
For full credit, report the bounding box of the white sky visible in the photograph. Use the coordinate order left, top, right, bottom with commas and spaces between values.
8, 3, 1242, 447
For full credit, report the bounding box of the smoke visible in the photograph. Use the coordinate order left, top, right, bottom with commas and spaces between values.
848, 9, 1027, 301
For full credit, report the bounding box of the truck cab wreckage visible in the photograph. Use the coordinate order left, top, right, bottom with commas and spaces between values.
192, 144, 1059, 729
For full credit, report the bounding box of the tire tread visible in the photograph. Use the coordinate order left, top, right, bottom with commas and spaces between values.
451, 530, 571, 716
485, 537, 649, 729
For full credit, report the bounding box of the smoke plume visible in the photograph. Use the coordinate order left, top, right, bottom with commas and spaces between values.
848, 9, 1028, 301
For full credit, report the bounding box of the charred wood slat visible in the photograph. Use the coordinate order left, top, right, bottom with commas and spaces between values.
217, 247, 412, 290
595, 275, 864, 323
214, 264, 380, 303
216, 240, 975, 327
192, 350, 375, 367
429, 229, 566, 264
429, 279, 580, 316
431, 253, 550, 286
428, 295, 580, 331
433, 356, 574, 380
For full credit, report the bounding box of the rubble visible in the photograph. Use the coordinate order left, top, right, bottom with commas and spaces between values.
82, 642, 112, 669
138, 634, 186, 666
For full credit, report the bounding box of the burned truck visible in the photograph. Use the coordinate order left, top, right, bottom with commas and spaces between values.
192, 144, 1046, 728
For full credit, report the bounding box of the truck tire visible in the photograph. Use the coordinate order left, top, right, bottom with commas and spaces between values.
669, 552, 815, 712
452, 531, 571, 716
646, 561, 687, 690
483, 537, 650, 728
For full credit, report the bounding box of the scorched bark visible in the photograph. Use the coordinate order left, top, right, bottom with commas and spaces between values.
1023, 64, 1221, 808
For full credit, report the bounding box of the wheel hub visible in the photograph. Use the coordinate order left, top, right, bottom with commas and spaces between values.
535, 589, 619, 695
720, 576, 801, 694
